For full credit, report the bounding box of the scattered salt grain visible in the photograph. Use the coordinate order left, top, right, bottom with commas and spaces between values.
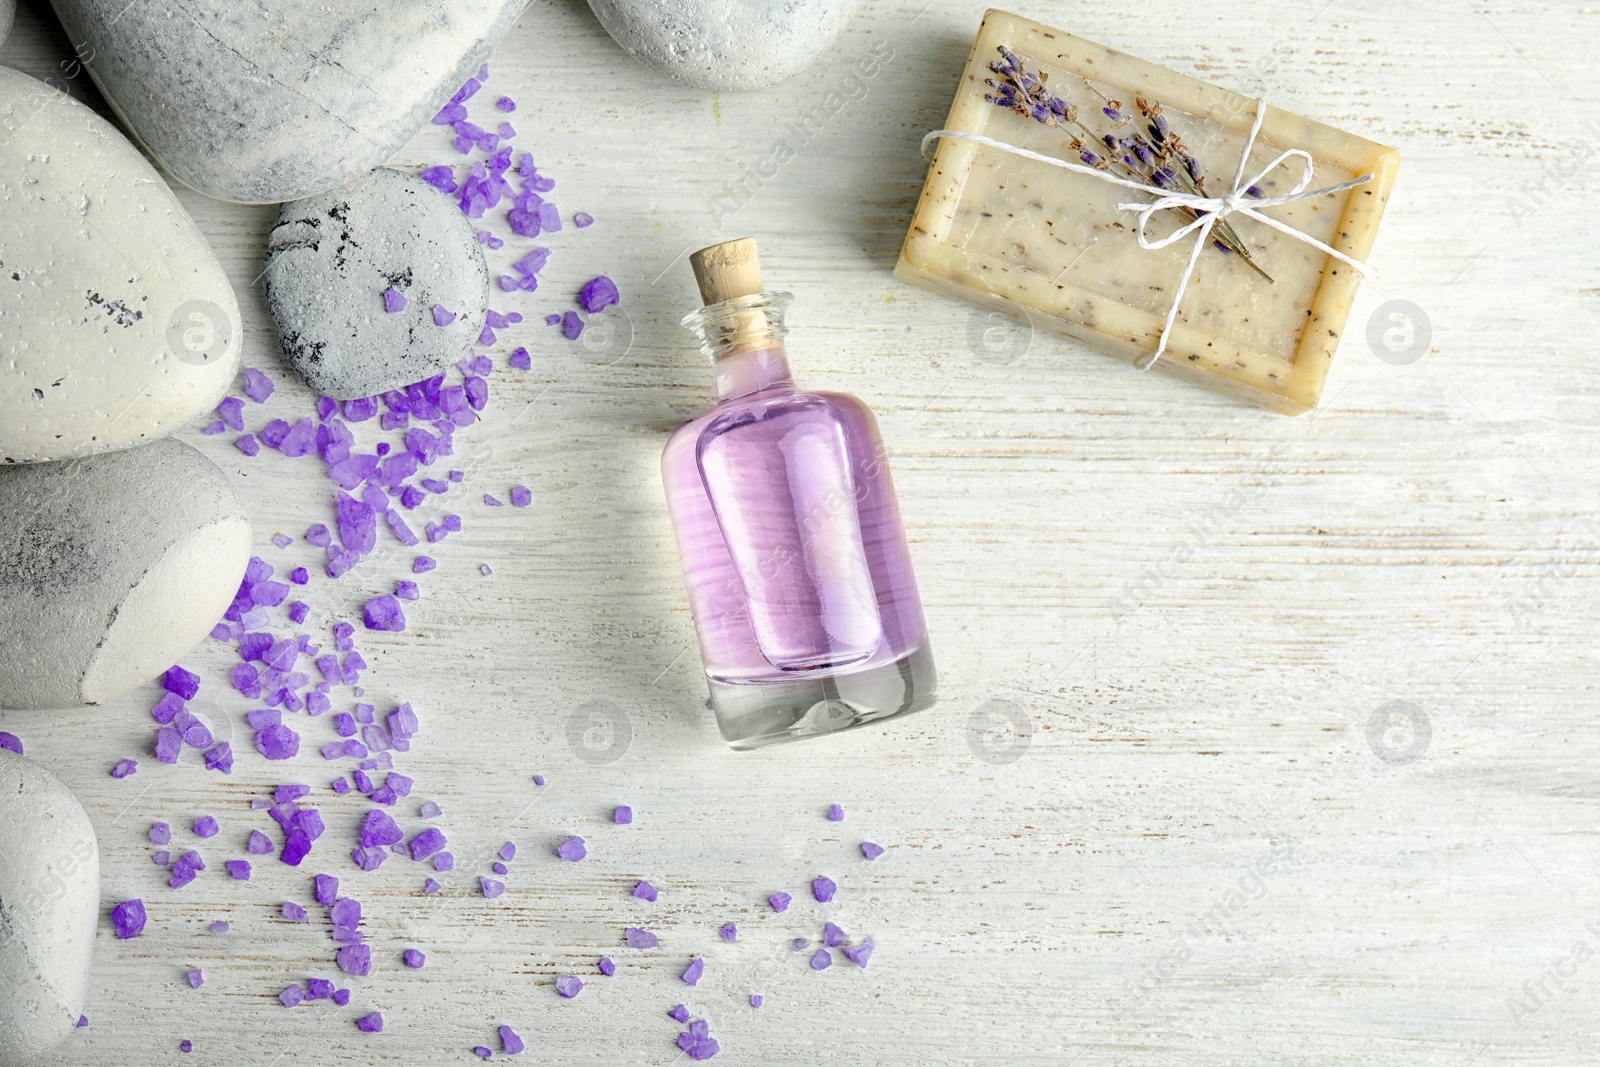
613, 805, 632, 824
554, 974, 583, 998
193, 816, 219, 839
187, 969, 204, 989
404, 949, 426, 969
750, 994, 763, 1008
557, 837, 586, 862
681, 958, 704, 985
633, 881, 657, 902
598, 957, 615, 976
481, 877, 505, 899
812, 875, 837, 903
842, 941, 874, 968
150, 822, 171, 845
226, 860, 252, 881
827, 803, 844, 822
768, 892, 792, 913
668, 1004, 689, 1023
624, 928, 658, 949
720, 923, 737, 942
111, 759, 138, 779
112, 899, 146, 939
810, 949, 832, 971
823, 921, 847, 947
860, 841, 885, 861
282, 902, 308, 922
356, 1012, 383, 1034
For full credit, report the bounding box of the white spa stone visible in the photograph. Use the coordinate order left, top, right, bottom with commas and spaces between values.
263, 168, 489, 400
0, 749, 99, 1067
0, 65, 240, 465
0, 439, 251, 710
586, 0, 859, 91
46, 0, 530, 204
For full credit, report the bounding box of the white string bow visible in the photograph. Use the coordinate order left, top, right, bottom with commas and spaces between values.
921, 99, 1373, 369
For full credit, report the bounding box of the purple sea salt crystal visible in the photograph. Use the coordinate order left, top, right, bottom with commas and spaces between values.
498, 841, 516, 862
768, 892, 792, 913
420, 801, 442, 819
332, 988, 352, 1006
193, 816, 219, 839
356, 1012, 383, 1034
332, 778, 351, 795
842, 941, 874, 968
231, 664, 260, 698
433, 852, 454, 872
382, 287, 407, 313
177, 712, 214, 749
410, 827, 448, 860
403, 948, 426, 969
678, 1019, 720, 1061
226, 860, 252, 881
424, 878, 441, 894
306, 978, 334, 1000
668, 1005, 689, 1023
257, 724, 301, 761
279, 984, 306, 1008
111, 759, 138, 779
681, 958, 704, 986
244, 367, 274, 403
531, 775, 545, 787
827, 803, 844, 822
249, 831, 273, 855
187, 968, 204, 989
860, 841, 885, 861
508, 348, 531, 371
574, 211, 594, 228
387, 772, 415, 797
361, 809, 404, 848
209, 921, 229, 934
499, 1025, 523, 1055
750, 994, 763, 1008
337, 944, 372, 977
633, 881, 657, 902
152, 851, 170, 866
217, 395, 245, 431
481, 877, 505, 898
279, 417, 316, 457
810, 949, 832, 971
282, 901, 309, 922
545, 313, 561, 326
163, 664, 201, 699
432, 304, 456, 327
472, 1048, 491, 1060
562, 311, 583, 340
554, 974, 582, 998
720, 923, 737, 942
597, 958, 615, 976
557, 837, 586, 862
624, 928, 658, 949
179, 1040, 193, 1053
155, 727, 182, 764
363, 595, 406, 632
812, 876, 837, 903
579, 276, 619, 314
316, 874, 340, 908
613, 805, 632, 824
150, 822, 171, 845
170, 851, 205, 889
352, 846, 387, 871
111, 899, 146, 939
823, 921, 847, 947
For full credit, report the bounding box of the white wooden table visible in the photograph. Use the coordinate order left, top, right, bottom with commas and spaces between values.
5, 0, 1599, 1063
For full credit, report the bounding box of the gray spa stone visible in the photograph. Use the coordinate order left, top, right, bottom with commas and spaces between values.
0, 65, 241, 465
0, 749, 99, 1067
587, 0, 859, 91
262, 168, 489, 400
0, 0, 13, 47
46, 0, 530, 204
0, 439, 251, 710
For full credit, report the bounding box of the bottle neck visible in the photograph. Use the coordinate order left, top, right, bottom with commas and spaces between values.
682, 291, 796, 402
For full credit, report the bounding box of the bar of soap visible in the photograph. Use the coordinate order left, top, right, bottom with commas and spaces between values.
895, 9, 1400, 414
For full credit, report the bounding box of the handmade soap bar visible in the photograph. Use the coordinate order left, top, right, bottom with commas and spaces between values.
895, 9, 1400, 414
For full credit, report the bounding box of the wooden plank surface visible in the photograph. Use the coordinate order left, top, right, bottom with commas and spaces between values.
4, 0, 1599, 1063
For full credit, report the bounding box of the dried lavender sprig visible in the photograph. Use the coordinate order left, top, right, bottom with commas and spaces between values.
985, 47, 1272, 281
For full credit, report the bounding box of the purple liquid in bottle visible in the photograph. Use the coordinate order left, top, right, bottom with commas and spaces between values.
663, 289, 935, 748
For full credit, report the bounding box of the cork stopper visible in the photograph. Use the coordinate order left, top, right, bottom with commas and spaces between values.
690, 237, 763, 306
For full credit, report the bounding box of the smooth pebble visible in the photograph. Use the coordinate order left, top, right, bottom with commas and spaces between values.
0, 439, 251, 709
586, 0, 860, 90
263, 168, 488, 399
0, 65, 240, 464
47, 0, 530, 203
0, 750, 99, 1067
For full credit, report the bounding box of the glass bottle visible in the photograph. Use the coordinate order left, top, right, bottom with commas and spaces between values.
661, 238, 936, 749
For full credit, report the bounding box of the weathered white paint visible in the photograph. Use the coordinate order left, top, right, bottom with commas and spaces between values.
3, 0, 1598, 1063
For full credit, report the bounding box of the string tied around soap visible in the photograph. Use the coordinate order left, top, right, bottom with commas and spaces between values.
921, 98, 1373, 370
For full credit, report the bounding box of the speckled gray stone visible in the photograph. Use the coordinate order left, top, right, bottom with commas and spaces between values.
587, 0, 859, 90
0, 749, 98, 1067
45, 0, 530, 204
0, 66, 241, 465
0, 0, 14, 47
0, 439, 251, 710
262, 168, 489, 400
